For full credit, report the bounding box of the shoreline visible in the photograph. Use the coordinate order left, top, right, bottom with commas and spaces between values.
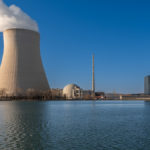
0, 99, 150, 101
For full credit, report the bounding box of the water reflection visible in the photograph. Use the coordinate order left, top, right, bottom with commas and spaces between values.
0, 101, 150, 150
0, 101, 52, 150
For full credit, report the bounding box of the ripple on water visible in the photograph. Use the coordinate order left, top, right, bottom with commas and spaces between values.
0, 101, 150, 150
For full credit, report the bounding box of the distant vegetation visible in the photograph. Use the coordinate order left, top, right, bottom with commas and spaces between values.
0, 88, 97, 100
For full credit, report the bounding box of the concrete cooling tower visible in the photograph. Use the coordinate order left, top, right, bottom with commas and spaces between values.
0, 28, 50, 95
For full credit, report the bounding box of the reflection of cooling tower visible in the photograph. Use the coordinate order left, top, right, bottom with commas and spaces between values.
0, 29, 50, 95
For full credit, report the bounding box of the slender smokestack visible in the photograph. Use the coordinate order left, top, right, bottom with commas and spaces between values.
92, 54, 95, 93
0, 28, 50, 95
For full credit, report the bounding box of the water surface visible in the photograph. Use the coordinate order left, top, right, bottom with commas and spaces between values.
0, 100, 150, 150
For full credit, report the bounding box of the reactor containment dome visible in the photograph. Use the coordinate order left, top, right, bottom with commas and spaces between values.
63, 84, 82, 99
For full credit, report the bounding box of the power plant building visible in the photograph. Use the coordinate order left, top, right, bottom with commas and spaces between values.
144, 76, 150, 95
0, 29, 50, 95
63, 84, 82, 99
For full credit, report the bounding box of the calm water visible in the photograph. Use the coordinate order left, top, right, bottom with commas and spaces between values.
0, 100, 150, 150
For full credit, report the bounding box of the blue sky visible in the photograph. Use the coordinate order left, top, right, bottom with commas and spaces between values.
0, 0, 150, 93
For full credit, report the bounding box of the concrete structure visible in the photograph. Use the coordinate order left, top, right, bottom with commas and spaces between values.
81, 90, 94, 99
144, 76, 150, 95
51, 88, 63, 98
63, 84, 82, 99
92, 54, 95, 93
0, 28, 50, 95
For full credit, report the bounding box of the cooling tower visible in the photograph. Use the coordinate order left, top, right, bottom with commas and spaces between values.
0, 28, 50, 95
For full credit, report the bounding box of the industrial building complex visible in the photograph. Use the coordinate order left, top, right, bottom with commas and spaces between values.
0, 1, 149, 100
0, 27, 149, 100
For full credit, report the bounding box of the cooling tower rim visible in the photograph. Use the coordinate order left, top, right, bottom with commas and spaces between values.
3, 28, 39, 35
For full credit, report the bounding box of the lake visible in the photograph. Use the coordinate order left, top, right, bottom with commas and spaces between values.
0, 100, 150, 150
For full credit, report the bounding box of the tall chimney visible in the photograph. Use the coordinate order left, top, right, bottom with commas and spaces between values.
92, 54, 95, 93
0, 29, 50, 95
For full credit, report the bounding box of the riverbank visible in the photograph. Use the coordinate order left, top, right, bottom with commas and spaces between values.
0, 98, 150, 101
